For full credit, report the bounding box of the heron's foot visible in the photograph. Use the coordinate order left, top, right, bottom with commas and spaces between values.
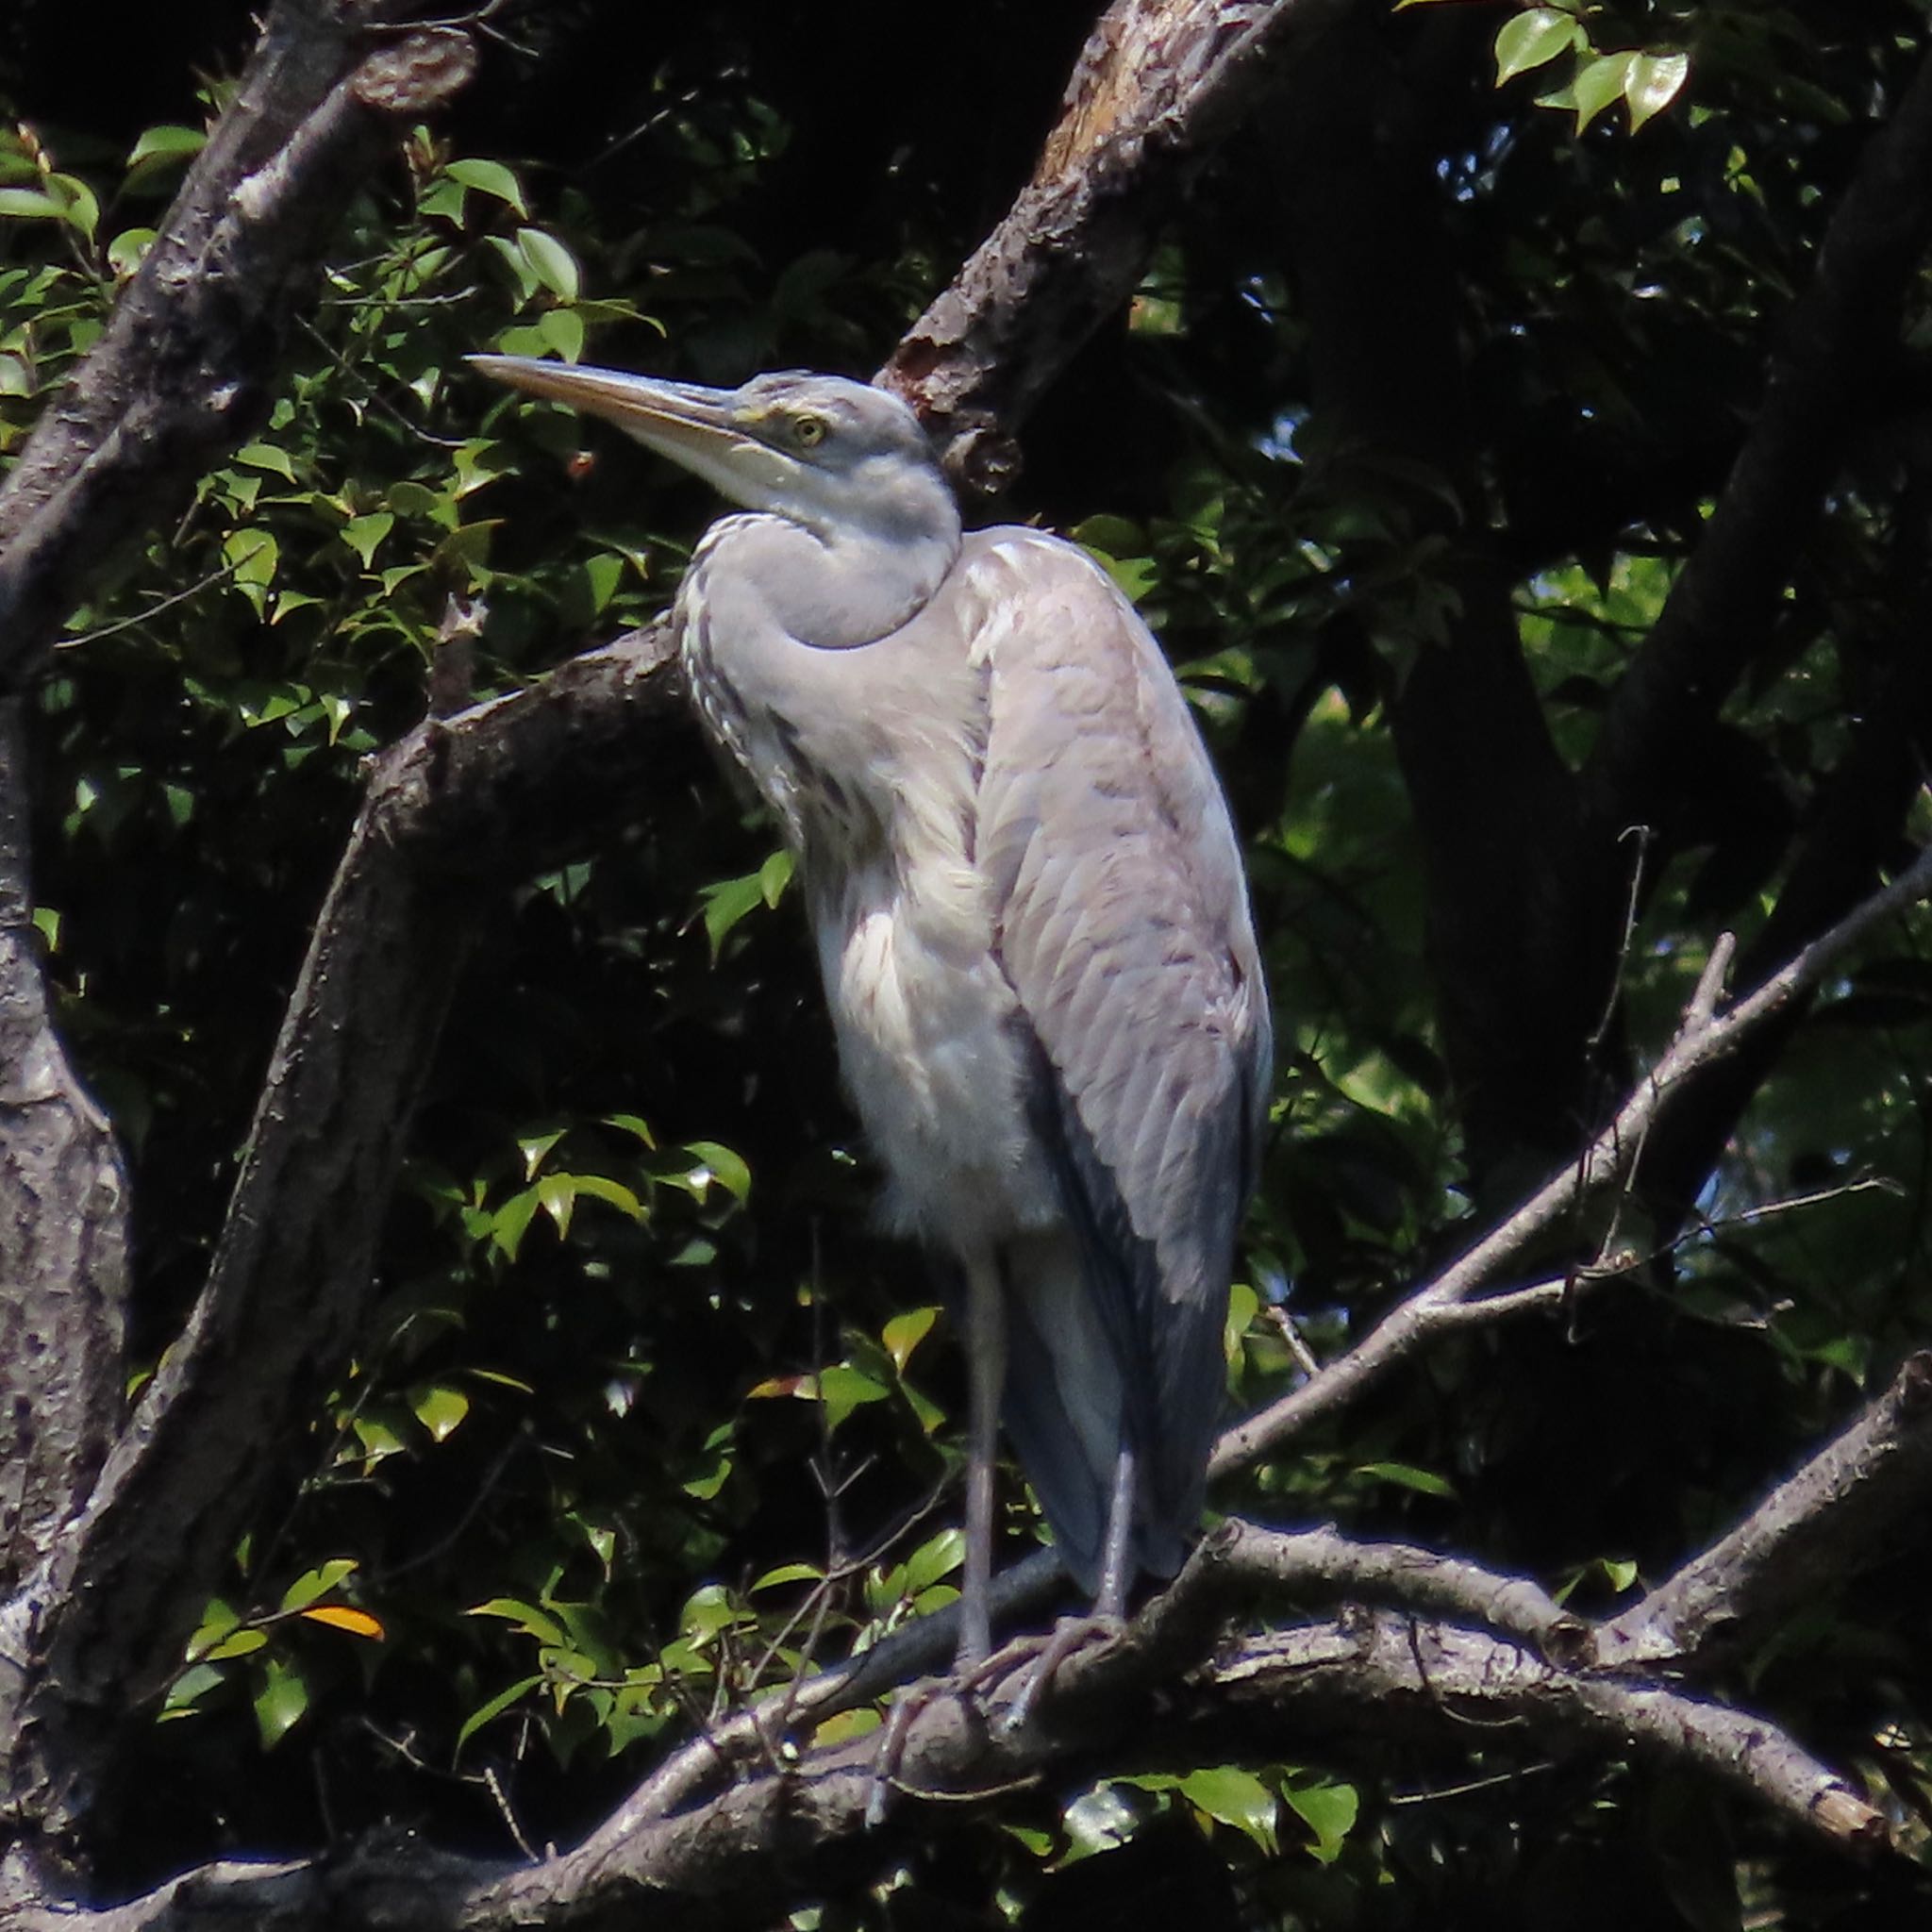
991, 1611, 1124, 1737
865, 1677, 940, 1829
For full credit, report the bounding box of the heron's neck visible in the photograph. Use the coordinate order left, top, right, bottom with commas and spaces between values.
757, 479, 961, 649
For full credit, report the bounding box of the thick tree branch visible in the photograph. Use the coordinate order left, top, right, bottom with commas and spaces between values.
0, 629, 694, 1853
0, 709, 125, 1593
883, 0, 1353, 489
0, 1523, 1882, 1932
1593, 1351, 1932, 1672
1584, 39, 1932, 836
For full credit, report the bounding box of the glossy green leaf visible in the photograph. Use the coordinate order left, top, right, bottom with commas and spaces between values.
882, 1304, 938, 1371
1570, 51, 1636, 130
445, 158, 528, 216
411, 1383, 471, 1442
252, 1656, 309, 1749
1179, 1765, 1278, 1851
1354, 1459, 1457, 1498
1283, 1778, 1358, 1862
1624, 50, 1690, 130
517, 227, 581, 301
1494, 9, 1577, 85
279, 1558, 358, 1613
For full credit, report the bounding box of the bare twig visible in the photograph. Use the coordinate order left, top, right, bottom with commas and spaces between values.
1215, 847, 1932, 1474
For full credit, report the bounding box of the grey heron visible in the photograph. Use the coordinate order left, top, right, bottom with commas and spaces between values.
475, 356, 1272, 1669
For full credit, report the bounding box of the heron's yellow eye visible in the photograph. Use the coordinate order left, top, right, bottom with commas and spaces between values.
793, 415, 828, 449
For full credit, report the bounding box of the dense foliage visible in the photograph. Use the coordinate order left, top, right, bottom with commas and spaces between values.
7, 1, 1932, 1924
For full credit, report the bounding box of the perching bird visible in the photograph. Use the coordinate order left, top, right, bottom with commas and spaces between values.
475, 356, 1272, 1665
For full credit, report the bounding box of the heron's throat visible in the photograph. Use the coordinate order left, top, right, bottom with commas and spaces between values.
803, 519, 960, 649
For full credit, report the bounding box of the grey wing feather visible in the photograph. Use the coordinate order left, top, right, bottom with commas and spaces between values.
966, 532, 1272, 1555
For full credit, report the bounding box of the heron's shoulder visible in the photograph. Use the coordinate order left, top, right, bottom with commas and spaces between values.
958, 525, 1115, 590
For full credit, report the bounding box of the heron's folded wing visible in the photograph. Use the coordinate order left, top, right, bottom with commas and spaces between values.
963, 532, 1272, 1533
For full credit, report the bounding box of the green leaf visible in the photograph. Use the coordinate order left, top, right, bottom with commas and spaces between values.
517, 227, 581, 301
1624, 51, 1690, 131
1570, 51, 1636, 131
537, 1172, 577, 1239
1179, 1766, 1278, 1851
1494, 9, 1577, 85
252, 1656, 309, 1749
904, 1526, 964, 1593
456, 1674, 542, 1753
518, 1126, 565, 1178
279, 1558, 358, 1613
752, 1561, 824, 1593
235, 442, 297, 481
126, 124, 207, 168
411, 1384, 471, 1442
341, 512, 395, 569
882, 1304, 938, 1372
185, 1597, 241, 1660
162, 1661, 227, 1716
567, 1173, 647, 1222
106, 227, 156, 276
0, 189, 71, 223
1283, 1778, 1358, 1862
758, 848, 794, 906
819, 1362, 888, 1431
204, 1627, 269, 1661
444, 158, 528, 216
491, 1185, 541, 1259
681, 1140, 751, 1203
1354, 1459, 1457, 1498
469, 1597, 566, 1643
539, 307, 584, 362
699, 876, 762, 954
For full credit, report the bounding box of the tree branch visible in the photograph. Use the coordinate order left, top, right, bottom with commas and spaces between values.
0, 1523, 1883, 1932
1593, 1351, 1932, 1672
1218, 841, 1932, 1473
883, 0, 1354, 490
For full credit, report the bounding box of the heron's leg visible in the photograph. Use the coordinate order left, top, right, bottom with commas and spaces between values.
996, 1443, 1136, 1736
1093, 1442, 1138, 1622
957, 1250, 1007, 1672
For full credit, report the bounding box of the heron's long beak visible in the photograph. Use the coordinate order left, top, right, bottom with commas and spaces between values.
470, 356, 787, 504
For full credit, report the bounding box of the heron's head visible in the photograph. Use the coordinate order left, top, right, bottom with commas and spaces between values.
472, 358, 955, 548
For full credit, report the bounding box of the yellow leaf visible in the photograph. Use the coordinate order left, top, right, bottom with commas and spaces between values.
300, 1605, 385, 1640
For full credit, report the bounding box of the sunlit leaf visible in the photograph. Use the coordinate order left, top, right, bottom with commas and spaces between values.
444, 157, 528, 216
300, 1605, 385, 1640
1624, 50, 1690, 130
252, 1656, 309, 1749
411, 1383, 471, 1442
517, 226, 581, 301
882, 1304, 938, 1371
1180, 1765, 1278, 1851
279, 1558, 358, 1613
1494, 8, 1578, 85
1283, 1778, 1358, 1862
1354, 1459, 1457, 1498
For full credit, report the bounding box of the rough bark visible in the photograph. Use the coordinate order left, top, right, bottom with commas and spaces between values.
0, 711, 125, 1594
0, 1516, 1898, 1932
884, 0, 1354, 492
